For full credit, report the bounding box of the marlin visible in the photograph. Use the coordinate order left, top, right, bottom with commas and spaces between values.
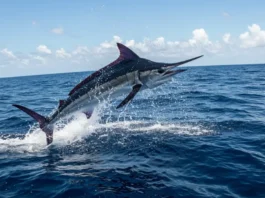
13, 43, 203, 145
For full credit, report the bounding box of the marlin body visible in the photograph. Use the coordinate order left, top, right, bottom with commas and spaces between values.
13, 43, 203, 145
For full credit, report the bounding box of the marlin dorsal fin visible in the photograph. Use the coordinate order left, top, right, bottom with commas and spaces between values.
117, 43, 139, 60
68, 43, 139, 96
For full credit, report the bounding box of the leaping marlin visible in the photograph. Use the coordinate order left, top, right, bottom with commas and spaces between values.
13, 43, 203, 145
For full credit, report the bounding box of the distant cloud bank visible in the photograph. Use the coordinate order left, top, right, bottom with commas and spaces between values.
1, 23, 265, 77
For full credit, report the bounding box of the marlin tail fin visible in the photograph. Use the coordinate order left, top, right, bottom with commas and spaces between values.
13, 104, 53, 145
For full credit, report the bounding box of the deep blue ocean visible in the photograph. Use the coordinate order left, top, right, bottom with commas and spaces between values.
0, 64, 265, 198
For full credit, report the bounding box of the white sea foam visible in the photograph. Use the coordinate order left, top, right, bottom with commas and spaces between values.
0, 105, 214, 153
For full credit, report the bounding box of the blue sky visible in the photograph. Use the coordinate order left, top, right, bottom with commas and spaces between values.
1, 0, 265, 77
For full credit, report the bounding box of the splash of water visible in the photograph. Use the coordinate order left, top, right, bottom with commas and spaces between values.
0, 103, 214, 153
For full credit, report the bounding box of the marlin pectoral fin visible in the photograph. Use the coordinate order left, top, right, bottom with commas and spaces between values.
116, 84, 142, 109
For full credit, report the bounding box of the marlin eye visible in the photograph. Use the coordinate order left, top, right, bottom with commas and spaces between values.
158, 69, 165, 74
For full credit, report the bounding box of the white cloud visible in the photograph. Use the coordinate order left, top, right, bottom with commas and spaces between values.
34, 56, 45, 62
37, 45, 52, 54
153, 37, 165, 48
2, 26, 246, 77
93, 28, 222, 58
113, 36, 122, 43
21, 59, 29, 65
223, 33, 231, 44
31, 55, 46, 64
167, 41, 180, 48
51, 27, 64, 35
222, 12, 230, 17
72, 46, 89, 55
100, 42, 113, 49
189, 28, 211, 46
239, 24, 265, 48
100, 35, 123, 49
125, 39, 135, 47
56, 48, 71, 58
0, 48, 17, 59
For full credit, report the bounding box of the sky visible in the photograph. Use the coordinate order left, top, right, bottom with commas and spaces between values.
1, 0, 265, 77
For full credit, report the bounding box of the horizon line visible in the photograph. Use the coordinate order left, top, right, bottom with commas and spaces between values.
0, 62, 264, 79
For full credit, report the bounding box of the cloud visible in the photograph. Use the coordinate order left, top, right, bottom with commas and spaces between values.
125, 39, 135, 47
21, 59, 29, 65
0, 48, 17, 59
153, 37, 166, 48
223, 33, 231, 44
72, 46, 89, 55
27, 54, 46, 64
189, 28, 211, 46
239, 24, 265, 48
187, 29, 223, 54
93, 29, 223, 59
56, 48, 71, 58
222, 12, 230, 17
33, 56, 45, 63
37, 45, 52, 54
100, 36, 123, 49
2, 26, 242, 77
51, 27, 64, 35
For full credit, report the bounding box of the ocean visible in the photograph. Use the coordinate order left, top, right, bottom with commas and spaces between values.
0, 64, 264, 198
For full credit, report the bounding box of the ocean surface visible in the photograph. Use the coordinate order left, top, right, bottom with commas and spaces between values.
0, 64, 265, 198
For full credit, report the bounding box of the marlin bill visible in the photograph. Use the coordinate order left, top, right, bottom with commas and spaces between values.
13, 43, 203, 145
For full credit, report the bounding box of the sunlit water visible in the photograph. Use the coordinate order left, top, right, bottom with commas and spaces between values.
0, 65, 265, 197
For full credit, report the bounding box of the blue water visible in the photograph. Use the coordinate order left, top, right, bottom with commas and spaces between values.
0, 64, 265, 198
